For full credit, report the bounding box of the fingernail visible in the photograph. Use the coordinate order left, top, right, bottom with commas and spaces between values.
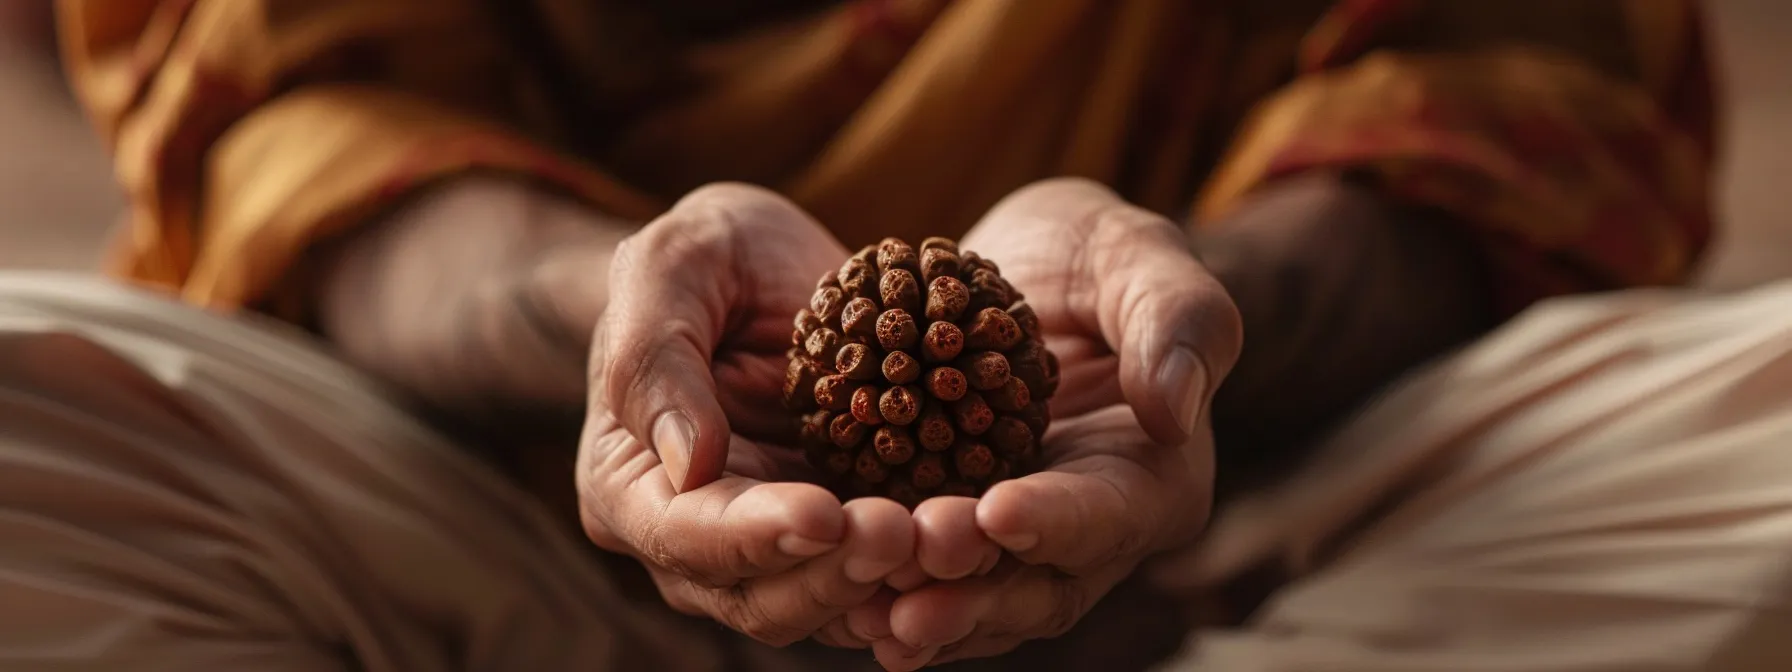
652, 411, 696, 491
1159, 347, 1205, 437
845, 556, 893, 584
878, 641, 940, 672
776, 533, 836, 558
988, 530, 1039, 553
905, 644, 942, 668
848, 606, 893, 641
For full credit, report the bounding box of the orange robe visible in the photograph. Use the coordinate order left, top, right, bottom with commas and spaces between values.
57, 0, 1718, 319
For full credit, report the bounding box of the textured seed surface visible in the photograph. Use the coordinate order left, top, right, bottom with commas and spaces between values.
923, 322, 964, 362
856, 450, 890, 483
812, 287, 846, 320
806, 328, 843, 361
963, 352, 1010, 391
880, 269, 921, 315
917, 406, 955, 452
920, 248, 961, 284
876, 310, 919, 350
988, 416, 1033, 455
830, 414, 867, 448
920, 237, 959, 255
954, 441, 996, 480
783, 357, 821, 409
814, 446, 853, 476
850, 385, 883, 426
795, 309, 823, 335
911, 453, 947, 489
815, 375, 851, 410
989, 377, 1031, 413
791, 237, 1055, 507
965, 308, 1023, 351
873, 426, 916, 465
1008, 302, 1040, 337
880, 385, 923, 425
840, 259, 874, 297
882, 351, 920, 384
924, 367, 967, 401
841, 297, 879, 336
877, 239, 920, 276
953, 393, 994, 436
837, 343, 876, 380
925, 276, 969, 322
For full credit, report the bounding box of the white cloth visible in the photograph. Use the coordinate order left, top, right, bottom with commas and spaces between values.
0, 273, 733, 672
4, 271, 1792, 671
1163, 282, 1792, 671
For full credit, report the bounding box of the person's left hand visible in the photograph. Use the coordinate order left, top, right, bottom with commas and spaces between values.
869, 179, 1244, 669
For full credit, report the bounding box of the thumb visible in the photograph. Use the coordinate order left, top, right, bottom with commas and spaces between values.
590, 184, 807, 492
1083, 203, 1243, 445
591, 227, 731, 493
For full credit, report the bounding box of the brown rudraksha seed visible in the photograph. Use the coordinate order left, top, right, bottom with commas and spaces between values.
784, 237, 1059, 509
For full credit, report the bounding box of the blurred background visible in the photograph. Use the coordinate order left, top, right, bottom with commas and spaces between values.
2, 1, 1787, 288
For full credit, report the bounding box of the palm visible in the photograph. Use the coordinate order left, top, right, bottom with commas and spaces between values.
583, 184, 924, 650
958, 186, 1220, 539
872, 180, 1236, 669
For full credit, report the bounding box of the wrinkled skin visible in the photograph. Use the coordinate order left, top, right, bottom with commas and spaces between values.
580, 184, 915, 648
578, 179, 1243, 669
871, 179, 1243, 669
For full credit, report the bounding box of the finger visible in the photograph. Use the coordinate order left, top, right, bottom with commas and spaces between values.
884, 561, 930, 592
815, 617, 867, 649
885, 562, 1064, 650
871, 640, 940, 672
970, 178, 1241, 446
889, 561, 1129, 654
913, 496, 1002, 581
579, 431, 847, 583
1080, 199, 1242, 446
846, 588, 898, 642
975, 409, 1185, 572
703, 497, 915, 646
591, 184, 822, 492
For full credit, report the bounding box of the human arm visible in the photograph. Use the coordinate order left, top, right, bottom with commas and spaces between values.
1190, 0, 1719, 458
56, 0, 661, 425
877, 3, 1720, 664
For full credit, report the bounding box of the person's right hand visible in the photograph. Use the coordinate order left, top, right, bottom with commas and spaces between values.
578, 183, 914, 648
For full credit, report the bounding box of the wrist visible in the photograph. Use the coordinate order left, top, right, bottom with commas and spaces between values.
313, 174, 633, 419
1188, 174, 1494, 454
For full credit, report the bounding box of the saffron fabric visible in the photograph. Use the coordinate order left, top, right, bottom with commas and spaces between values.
57, 0, 1717, 319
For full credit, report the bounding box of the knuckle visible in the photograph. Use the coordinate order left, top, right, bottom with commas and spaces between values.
680, 181, 779, 210
1098, 475, 1157, 563
608, 232, 643, 269
629, 506, 738, 589
800, 569, 854, 612
578, 506, 624, 553
721, 589, 809, 647
575, 443, 635, 554
1088, 206, 1177, 273
1113, 523, 1153, 564
1041, 580, 1088, 638
631, 515, 692, 576
630, 220, 727, 270
1007, 177, 1115, 210
680, 182, 809, 228
654, 577, 709, 618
